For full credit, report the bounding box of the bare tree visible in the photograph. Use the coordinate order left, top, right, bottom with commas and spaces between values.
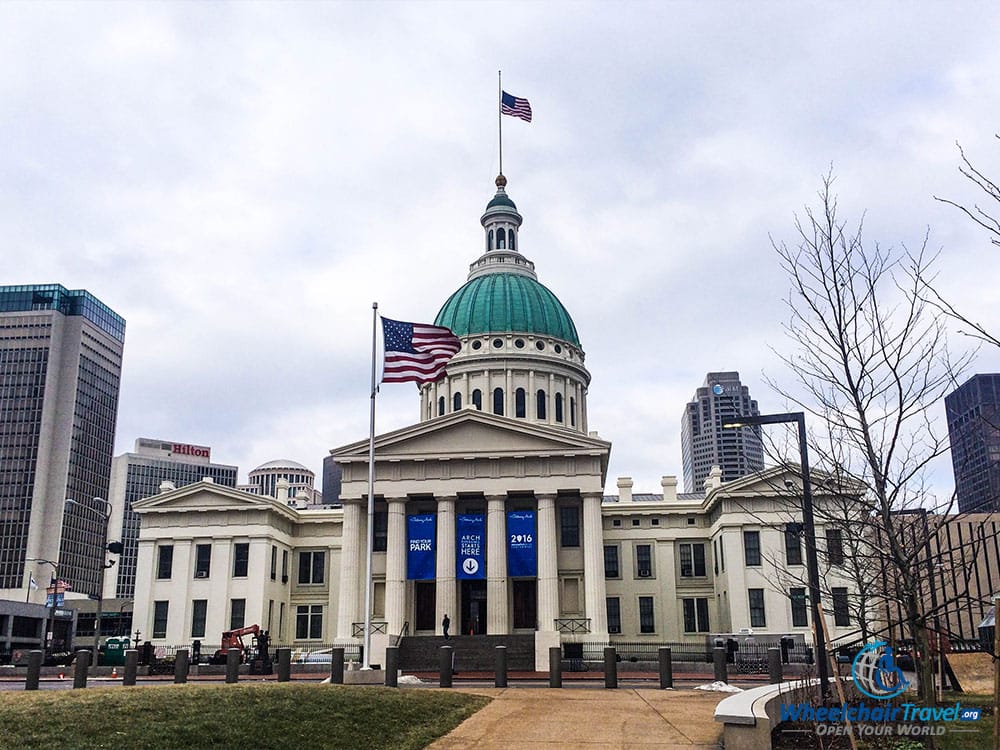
767, 172, 976, 702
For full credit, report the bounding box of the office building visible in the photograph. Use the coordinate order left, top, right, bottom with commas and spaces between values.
946, 374, 1000, 512
681, 372, 764, 492
0, 284, 125, 602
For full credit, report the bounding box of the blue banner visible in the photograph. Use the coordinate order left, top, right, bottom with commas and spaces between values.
457, 514, 485, 579
407, 514, 436, 580
507, 510, 537, 577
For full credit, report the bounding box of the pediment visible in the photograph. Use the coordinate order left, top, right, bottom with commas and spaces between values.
132, 481, 289, 515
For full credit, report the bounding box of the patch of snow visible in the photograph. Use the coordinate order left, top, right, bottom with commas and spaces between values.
695, 681, 743, 693
398, 675, 425, 685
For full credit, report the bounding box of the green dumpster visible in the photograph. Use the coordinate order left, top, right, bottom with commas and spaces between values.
103, 637, 128, 666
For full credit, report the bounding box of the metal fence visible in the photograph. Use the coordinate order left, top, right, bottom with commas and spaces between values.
566, 638, 814, 673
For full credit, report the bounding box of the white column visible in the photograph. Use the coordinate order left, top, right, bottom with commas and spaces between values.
582, 492, 608, 635
337, 500, 363, 639
435, 495, 457, 634
536, 494, 559, 632
486, 494, 509, 634
384, 498, 407, 635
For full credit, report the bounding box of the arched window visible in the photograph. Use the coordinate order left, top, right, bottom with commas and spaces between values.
488, 229, 494, 251
555, 393, 564, 423
453, 392, 462, 411
570, 397, 576, 427
515, 388, 526, 418
493, 387, 504, 415
438, 396, 445, 416
536, 389, 547, 420
472, 389, 482, 411
509, 231, 516, 251
497, 228, 506, 249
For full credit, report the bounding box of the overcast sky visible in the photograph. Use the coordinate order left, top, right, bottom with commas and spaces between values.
5, 2, 1000, 497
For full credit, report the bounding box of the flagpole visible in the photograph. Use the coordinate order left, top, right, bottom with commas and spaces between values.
498, 69, 503, 176
363, 301, 378, 669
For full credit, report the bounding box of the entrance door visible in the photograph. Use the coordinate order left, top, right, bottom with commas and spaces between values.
512, 580, 537, 629
461, 580, 487, 635
415, 582, 436, 632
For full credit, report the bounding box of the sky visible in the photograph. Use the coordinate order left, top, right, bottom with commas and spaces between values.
4, 1, 1000, 497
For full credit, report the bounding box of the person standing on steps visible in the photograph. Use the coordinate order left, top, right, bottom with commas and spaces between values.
442, 614, 451, 639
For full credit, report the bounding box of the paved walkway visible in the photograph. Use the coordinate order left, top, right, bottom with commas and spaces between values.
429, 687, 728, 749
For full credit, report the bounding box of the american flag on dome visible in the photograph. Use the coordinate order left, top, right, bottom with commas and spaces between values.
501, 91, 532, 122
381, 317, 461, 384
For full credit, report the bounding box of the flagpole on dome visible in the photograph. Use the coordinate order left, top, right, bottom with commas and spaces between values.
498, 69, 503, 177
362, 301, 378, 669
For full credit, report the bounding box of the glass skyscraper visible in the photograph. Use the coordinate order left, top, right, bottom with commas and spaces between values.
946, 374, 1000, 512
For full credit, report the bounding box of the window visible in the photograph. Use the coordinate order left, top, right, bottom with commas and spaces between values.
191, 600, 207, 638
298, 550, 326, 585
497, 227, 506, 249
748, 589, 766, 628
509, 232, 515, 250
270, 546, 277, 581
555, 392, 564, 422
826, 529, 845, 565
453, 392, 462, 411
785, 523, 803, 566
296, 604, 323, 639
230, 598, 246, 630
233, 543, 249, 577
536, 389, 547, 419
719, 537, 725, 571
438, 396, 445, 416
636, 544, 653, 578
488, 229, 494, 250
472, 389, 482, 410
515, 388, 526, 418
832, 587, 850, 626
373, 510, 388, 552
639, 596, 655, 633
789, 588, 808, 627
743, 530, 761, 566
679, 543, 706, 577
683, 598, 710, 632
153, 601, 169, 639
282, 550, 289, 581
560, 505, 580, 547
713, 539, 719, 575
195, 544, 212, 578
604, 545, 620, 578
570, 397, 576, 427
156, 545, 173, 579
493, 387, 504, 415
607, 597, 621, 634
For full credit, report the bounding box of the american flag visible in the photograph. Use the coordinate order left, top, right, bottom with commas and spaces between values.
501, 91, 532, 122
382, 317, 461, 384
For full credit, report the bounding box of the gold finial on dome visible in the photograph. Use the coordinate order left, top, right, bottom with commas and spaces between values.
495, 174, 507, 188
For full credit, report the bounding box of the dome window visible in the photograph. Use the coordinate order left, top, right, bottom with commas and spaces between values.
536, 389, 547, 420
438, 396, 445, 417
493, 338, 503, 349
472, 389, 482, 410
570, 397, 577, 427
493, 387, 504, 416
509, 232, 516, 251
472, 340, 482, 350
515, 388, 526, 418
535, 341, 545, 351
515, 339, 525, 349
497, 228, 506, 249
555, 393, 564, 423
554, 344, 562, 354
488, 229, 494, 251
453, 392, 462, 411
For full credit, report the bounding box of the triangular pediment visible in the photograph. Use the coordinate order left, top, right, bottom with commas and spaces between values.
330, 409, 611, 462
132, 481, 295, 518
709, 464, 864, 501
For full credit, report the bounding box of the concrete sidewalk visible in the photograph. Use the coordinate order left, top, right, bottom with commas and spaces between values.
429, 687, 728, 749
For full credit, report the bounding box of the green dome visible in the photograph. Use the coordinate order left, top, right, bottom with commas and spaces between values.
435, 272, 581, 347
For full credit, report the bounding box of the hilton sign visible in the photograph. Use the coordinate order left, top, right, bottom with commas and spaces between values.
172, 443, 211, 459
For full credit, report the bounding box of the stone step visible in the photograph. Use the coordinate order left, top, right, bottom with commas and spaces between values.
398, 634, 535, 671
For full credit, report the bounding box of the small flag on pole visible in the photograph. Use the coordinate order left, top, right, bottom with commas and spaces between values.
381, 318, 461, 384
501, 91, 532, 122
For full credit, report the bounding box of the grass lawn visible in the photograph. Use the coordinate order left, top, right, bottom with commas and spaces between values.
0, 683, 490, 750
936, 691, 993, 750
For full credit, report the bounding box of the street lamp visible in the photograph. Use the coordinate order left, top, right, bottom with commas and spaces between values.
26, 558, 59, 655
722, 411, 830, 701
65, 498, 118, 670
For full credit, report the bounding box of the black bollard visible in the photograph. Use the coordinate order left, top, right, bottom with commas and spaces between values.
549, 646, 562, 688
174, 648, 189, 684
385, 647, 399, 687
604, 646, 618, 689
225, 648, 240, 684
74, 650, 91, 689
768, 647, 782, 684
124, 649, 138, 686
25, 650, 42, 691
330, 647, 345, 684
658, 647, 673, 689
495, 645, 508, 688
713, 646, 727, 683
439, 646, 453, 688
277, 647, 291, 682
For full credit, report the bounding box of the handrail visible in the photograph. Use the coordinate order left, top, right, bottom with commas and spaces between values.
393, 621, 410, 647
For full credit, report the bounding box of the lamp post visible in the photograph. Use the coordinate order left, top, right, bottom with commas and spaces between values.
65, 497, 117, 670
722, 411, 830, 701
26, 558, 59, 655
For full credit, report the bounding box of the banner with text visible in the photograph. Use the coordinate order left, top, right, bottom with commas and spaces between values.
507, 510, 537, 577
457, 513, 485, 579
407, 513, 436, 580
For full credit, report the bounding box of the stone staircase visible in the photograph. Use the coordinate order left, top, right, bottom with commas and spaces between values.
397, 634, 536, 672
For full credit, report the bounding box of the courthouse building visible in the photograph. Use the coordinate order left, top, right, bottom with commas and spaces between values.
131, 176, 863, 667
